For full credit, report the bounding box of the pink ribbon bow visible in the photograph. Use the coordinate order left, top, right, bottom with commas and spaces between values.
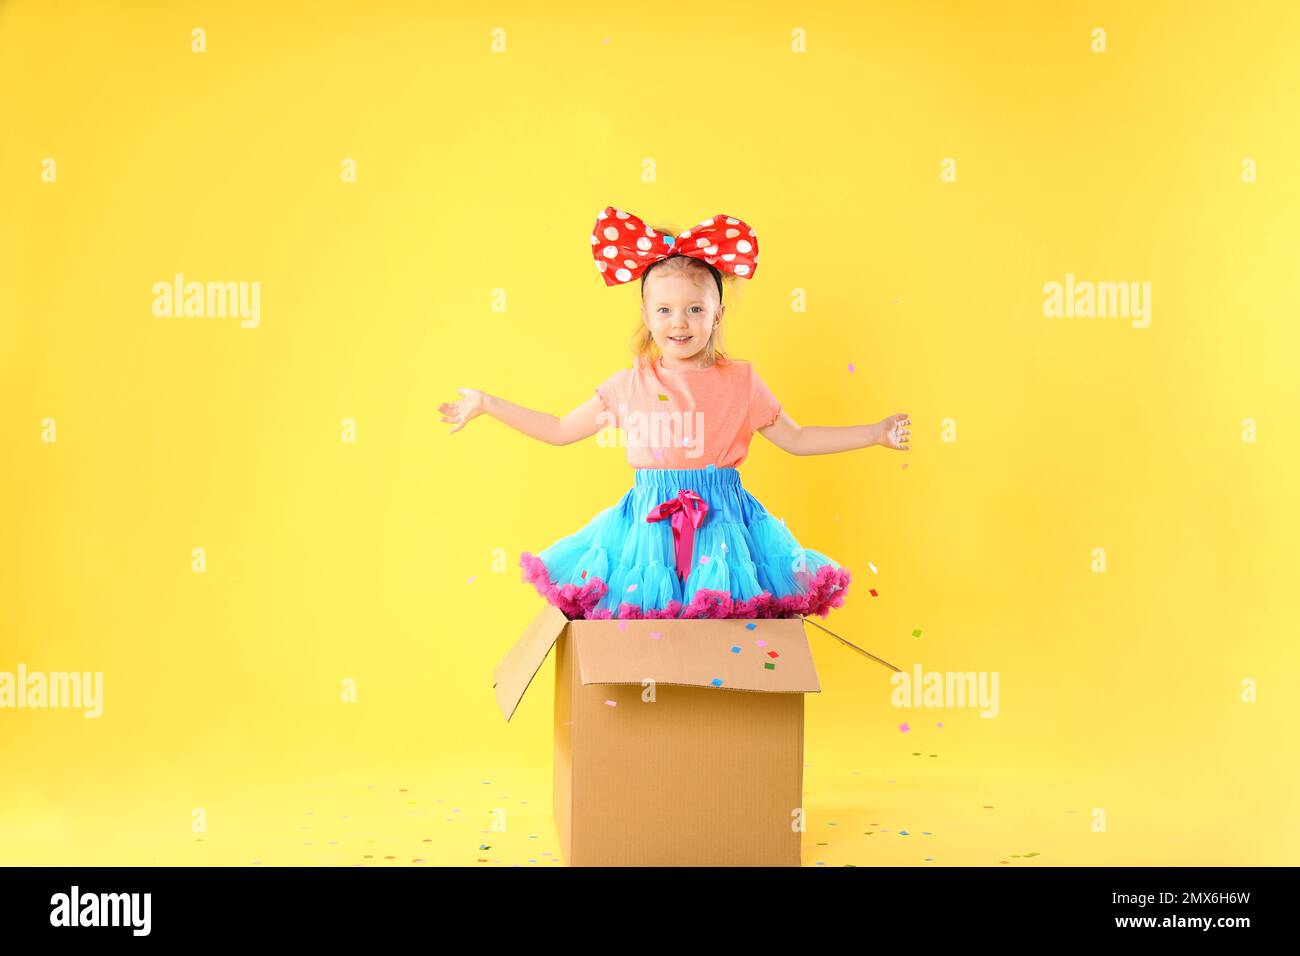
645, 489, 710, 582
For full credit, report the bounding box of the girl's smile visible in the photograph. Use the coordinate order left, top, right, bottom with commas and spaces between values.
642, 270, 723, 368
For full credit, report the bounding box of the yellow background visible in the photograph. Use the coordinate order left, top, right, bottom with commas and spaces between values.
2, 0, 1297, 866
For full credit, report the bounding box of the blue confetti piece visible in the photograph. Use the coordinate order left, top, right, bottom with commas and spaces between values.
899, 830, 910, 836
745, 622, 757, 630
710, 678, 724, 687
730, 645, 741, 653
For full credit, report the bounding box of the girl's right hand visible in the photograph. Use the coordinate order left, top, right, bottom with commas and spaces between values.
439, 388, 487, 434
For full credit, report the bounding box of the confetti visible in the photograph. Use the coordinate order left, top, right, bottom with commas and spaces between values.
847, 362, 856, 373
901, 463, 909, 469
658, 394, 668, 401
869, 589, 878, 597
626, 584, 637, 592
767, 650, 779, 659
899, 723, 910, 732
710, 678, 724, 687
899, 830, 910, 836
649, 630, 661, 640
764, 662, 775, 670
580, 570, 587, 578
699, 555, 710, 564
1024, 852, 1040, 858
745, 622, 757, 630
755, 639, 767, 647
868, 562, 878, 574
912, 752, 921, 756
467, 575, 476, 584
730, 645, 741, 653
617, 620, 628, 631
912, 629, 922, 637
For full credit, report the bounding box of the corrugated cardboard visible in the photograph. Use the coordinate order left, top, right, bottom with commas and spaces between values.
493, 604, 897, 867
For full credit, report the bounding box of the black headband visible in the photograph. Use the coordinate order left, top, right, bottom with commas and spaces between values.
640, 254, 724, 302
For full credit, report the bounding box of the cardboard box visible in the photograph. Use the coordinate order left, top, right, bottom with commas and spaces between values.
494, 604, 897, 867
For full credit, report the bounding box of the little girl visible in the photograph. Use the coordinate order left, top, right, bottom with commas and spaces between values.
440, 206, 910, 620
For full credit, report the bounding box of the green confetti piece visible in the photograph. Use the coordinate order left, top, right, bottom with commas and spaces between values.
912, 629, 922, 637
1024, 852, 1040, 858
657, 394, 668, 401
764, 662, 775, 670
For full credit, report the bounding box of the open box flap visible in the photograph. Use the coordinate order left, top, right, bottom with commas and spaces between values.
572, 617, 821, 693
493, 604, 570, 722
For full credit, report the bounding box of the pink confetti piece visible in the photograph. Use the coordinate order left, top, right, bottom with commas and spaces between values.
467, 575, 476, 584
847, 362, 856, 373
899, 723, 910, 732
755, 639, 768, 647
604, 699, 617, 707
649, 630, 661, 640
626, 583, 638, 592
617, 620, 628, 631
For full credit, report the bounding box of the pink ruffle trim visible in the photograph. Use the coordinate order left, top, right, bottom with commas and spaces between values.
519, 551, 851, 621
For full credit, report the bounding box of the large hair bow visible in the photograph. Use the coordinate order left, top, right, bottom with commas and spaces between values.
590, 205, 759, 287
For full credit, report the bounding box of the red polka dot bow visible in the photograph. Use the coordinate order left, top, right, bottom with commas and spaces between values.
591, 206, 760, 287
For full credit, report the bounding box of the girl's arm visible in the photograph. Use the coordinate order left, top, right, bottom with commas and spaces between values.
440, 389, 607, 446
757, 410, 910, 456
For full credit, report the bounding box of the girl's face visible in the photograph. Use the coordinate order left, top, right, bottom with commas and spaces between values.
641, 270, 723, 365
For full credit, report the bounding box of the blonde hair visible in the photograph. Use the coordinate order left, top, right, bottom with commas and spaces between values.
630, 224, 733, 369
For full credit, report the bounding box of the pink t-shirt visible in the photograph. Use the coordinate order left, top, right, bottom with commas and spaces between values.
595, 355, 783, 469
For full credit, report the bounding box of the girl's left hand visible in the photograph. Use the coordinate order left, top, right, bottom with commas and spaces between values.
877, 413, 910, 451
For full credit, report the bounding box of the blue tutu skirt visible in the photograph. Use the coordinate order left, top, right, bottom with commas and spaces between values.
520, 465, 852, 620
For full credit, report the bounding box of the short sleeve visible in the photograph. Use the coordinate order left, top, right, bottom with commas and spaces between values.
595, 367, 630, 429
748, 363, 782, 432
